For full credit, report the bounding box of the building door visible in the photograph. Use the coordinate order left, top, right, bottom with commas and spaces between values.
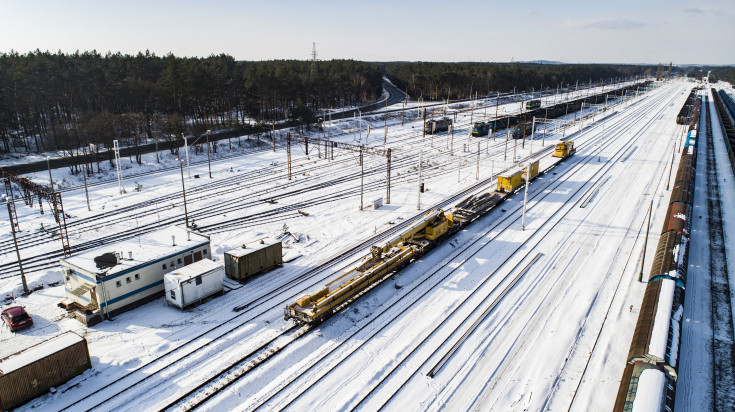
184, 255, 193, 265
193, 251, 202, 262
91, 287, 99, 308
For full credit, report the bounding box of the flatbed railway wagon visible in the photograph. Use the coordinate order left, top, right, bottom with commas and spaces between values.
285, 210, 454, 324
284, 144, 582, 326
0, 332, 91, 411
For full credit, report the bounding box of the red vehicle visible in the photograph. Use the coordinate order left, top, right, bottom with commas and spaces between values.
2, 306, 33, 331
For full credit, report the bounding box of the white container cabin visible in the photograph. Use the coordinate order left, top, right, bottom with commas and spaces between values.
164, 259, 224, 309
59, 226, 211, 325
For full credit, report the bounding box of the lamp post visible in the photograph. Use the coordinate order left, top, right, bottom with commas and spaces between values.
206, 130, 212, 178
179, 158, 189, 228
46, 156, 54, 192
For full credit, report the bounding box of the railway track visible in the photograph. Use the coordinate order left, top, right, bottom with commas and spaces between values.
49, 144, 535, 411
154, 85, 673, 411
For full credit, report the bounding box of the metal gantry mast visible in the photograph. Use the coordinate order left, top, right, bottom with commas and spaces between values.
286, 133, 393, 205
2, 169, 71, 256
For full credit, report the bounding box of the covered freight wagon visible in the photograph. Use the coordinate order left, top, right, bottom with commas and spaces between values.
224, 239, 282, 281
0, 332, 91, 411
164, 259, 224, 309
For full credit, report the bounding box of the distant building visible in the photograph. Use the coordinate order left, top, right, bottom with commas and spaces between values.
59, 226, 210, 325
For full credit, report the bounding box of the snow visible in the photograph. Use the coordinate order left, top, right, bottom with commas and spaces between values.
631, 368, 666, 412
0, 79, 718, 411
648, 279, 674, 362
164, 259, 222, 285
225, 238, 279, 256
61, 226, 209, 277
0, 331, 83, 374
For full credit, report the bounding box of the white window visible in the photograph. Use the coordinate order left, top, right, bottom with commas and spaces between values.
163, 264, 167, 270
170, 290, 175, 299
135, 273, 140, 280
126, 277, 131, 284
116, 280, 121, 287
203, 249, 208, 255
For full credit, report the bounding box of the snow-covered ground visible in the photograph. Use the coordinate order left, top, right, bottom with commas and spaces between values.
2, 79, 724, 411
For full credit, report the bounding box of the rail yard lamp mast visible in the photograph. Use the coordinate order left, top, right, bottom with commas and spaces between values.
206, 130, 212, 178
179, 158, 189, 228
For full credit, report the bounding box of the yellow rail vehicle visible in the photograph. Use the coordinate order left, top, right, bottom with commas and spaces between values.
553, 141, 576, 158
285, 210, 454, 324
521, 160, 540, 182
497, 171, 523, 193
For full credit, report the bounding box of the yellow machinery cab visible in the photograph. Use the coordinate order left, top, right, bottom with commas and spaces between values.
553, 141, 575, 158
521, 160, 540, 181
497, 171, 523, 193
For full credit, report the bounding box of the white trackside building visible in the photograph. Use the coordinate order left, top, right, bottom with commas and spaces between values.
164, 259, 224, 309
59, 226, 211, 325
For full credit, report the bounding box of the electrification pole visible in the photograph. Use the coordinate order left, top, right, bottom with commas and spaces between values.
7, 201, 28, 295
179, 158, 189, 228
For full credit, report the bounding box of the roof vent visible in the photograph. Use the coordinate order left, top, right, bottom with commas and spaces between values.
172, 235, 176, 246
128, 251, 133, 260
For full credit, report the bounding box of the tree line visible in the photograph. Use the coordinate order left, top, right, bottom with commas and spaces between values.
0, 50, 383, 157
380, 62, 658, 100
0, 51, 662, 161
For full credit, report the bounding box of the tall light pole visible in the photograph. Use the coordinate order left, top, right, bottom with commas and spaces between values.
179, 158, 189, 228
206, 129, 212, 178
183, 133, 191, 179
522, 163, 530, 231
46, 156, 54, 192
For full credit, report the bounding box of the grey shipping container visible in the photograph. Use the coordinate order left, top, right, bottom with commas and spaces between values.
0, 332, 92, 411
224, 240, 282, 281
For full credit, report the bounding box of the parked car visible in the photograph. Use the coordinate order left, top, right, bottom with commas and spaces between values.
2, 306, 33, 331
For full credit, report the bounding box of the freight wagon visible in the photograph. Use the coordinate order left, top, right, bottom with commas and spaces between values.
0, 332, 91, 411
471, 121, 492, 137
511, 122, 535, 139
424, 118, 452, 134
224, 239, 282, 281
525, 99, 541, 110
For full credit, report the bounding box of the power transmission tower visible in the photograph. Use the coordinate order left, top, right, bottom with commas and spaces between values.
310, 42, 318, 77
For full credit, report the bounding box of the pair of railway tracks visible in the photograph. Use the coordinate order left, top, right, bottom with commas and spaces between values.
151, 85, 677, 411
18, 83, 656, 408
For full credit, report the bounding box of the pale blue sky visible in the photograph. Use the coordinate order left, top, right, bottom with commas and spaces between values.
0, 0, 732, 64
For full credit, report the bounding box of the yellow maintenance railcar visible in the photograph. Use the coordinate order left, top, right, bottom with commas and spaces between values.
285, 210, 454, 324
553, 141, 576, 158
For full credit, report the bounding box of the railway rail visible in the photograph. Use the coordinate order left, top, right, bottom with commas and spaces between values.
153, 83, 677, 411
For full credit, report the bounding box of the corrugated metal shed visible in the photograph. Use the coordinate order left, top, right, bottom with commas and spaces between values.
0, 332, 91, 411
